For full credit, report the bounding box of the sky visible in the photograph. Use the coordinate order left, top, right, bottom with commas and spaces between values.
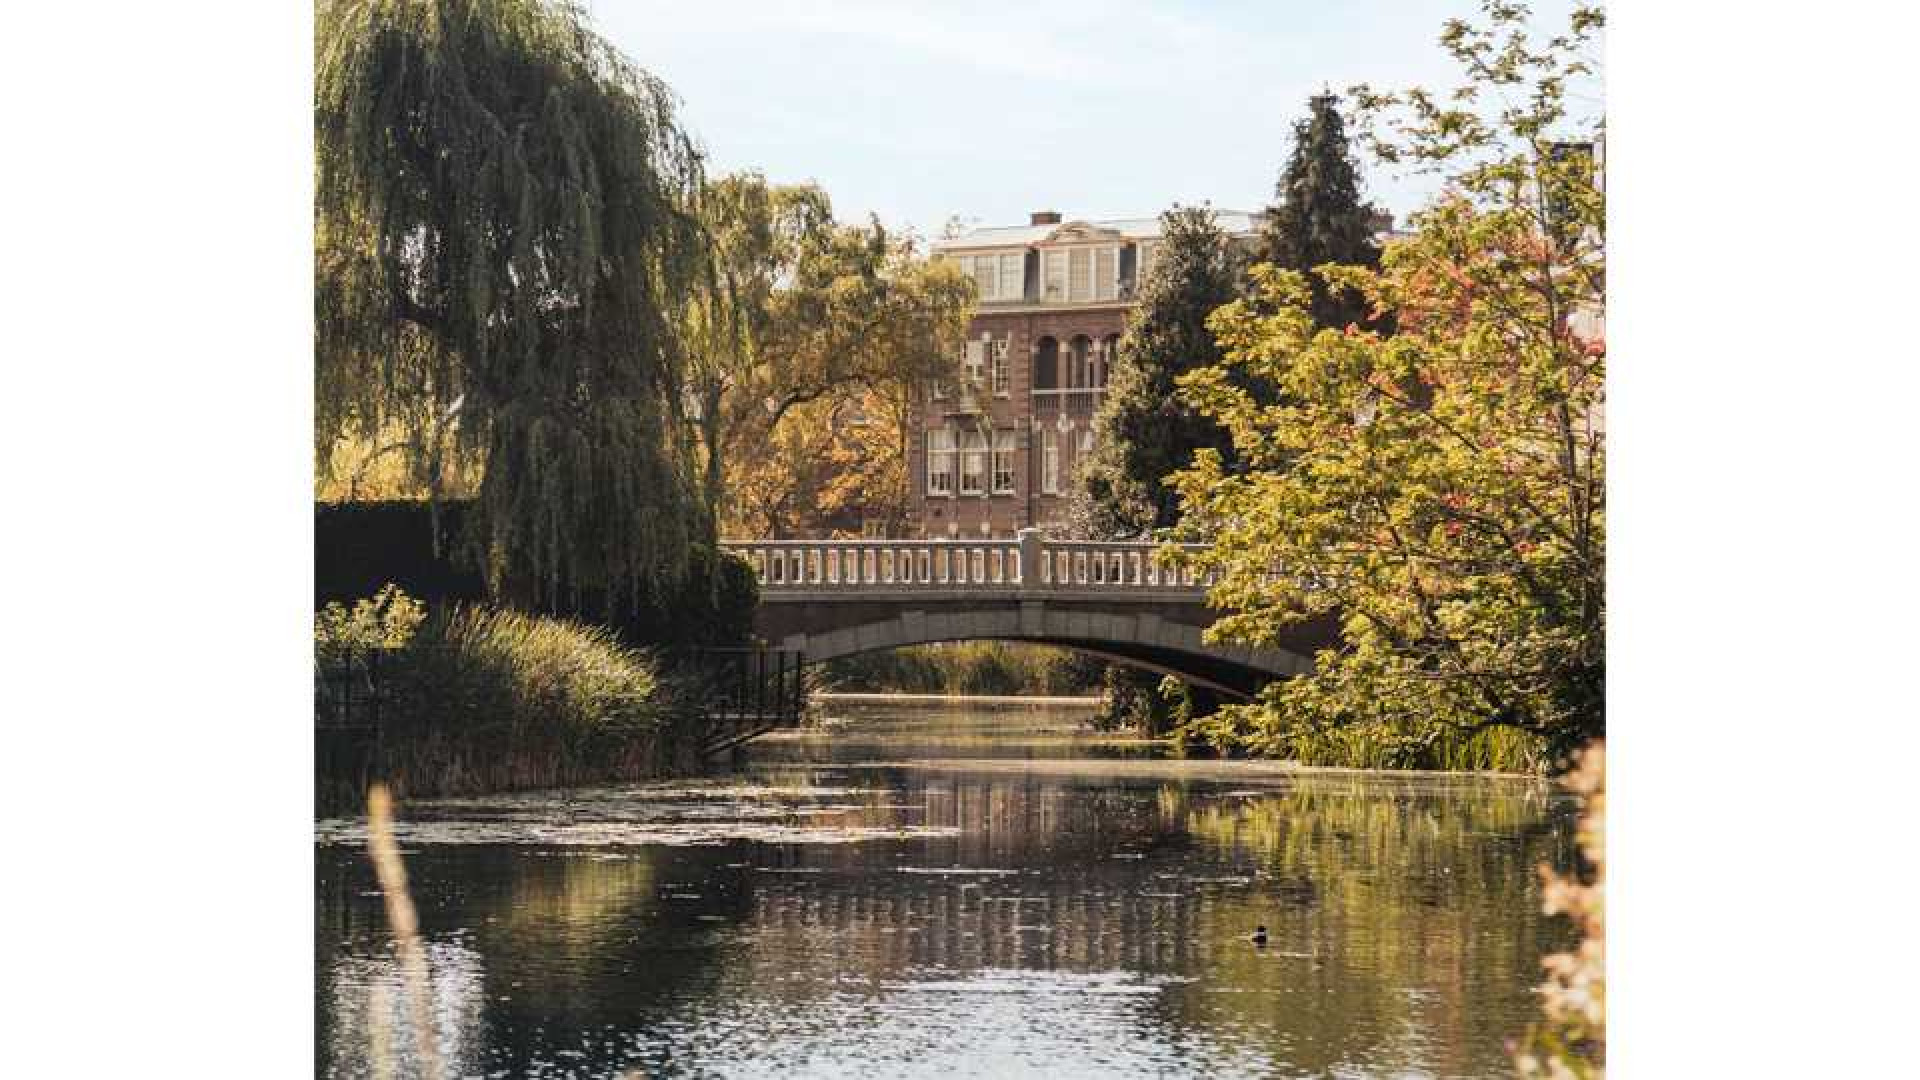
592, 0, 1596, 241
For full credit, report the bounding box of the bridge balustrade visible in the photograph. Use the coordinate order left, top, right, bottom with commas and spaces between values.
724, 530, 1216, 593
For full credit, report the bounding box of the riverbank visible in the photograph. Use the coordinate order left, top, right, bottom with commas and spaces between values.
814, 691, 1105, 706
315, 587, 694, 815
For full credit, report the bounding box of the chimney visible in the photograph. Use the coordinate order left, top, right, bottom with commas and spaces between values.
1030, 210, 1062, 226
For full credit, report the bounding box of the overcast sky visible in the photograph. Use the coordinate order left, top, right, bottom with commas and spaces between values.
592, 0, 1596, 241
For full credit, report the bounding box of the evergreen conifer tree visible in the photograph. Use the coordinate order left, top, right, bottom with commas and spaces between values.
1075, 206, 1244, 540
1261, 93, 1383, 331
1073, 205, 1244, 734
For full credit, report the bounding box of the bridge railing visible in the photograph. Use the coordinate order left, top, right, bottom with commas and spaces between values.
723, 530, 1216, 593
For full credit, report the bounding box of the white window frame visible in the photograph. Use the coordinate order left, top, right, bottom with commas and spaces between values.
926, 429, 956, 495
990, 336, 1009, 397
957, 250, 1027, 303
963, 339, 986, 388
999, 252, 1023, 301
1041, 430, 1060, 495
1068, 247, 1092, 302
991, 430, 1016, 494
1094, 245, 1118, 301
1042, 250, 1068, 302
959, 429, 988, 495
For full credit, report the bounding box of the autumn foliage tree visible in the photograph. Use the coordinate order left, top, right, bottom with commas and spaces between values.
1167, 3, 1604, 769
687, 173, 971, 537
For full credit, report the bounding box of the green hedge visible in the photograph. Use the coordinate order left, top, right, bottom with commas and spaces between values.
314, 500, 755, 649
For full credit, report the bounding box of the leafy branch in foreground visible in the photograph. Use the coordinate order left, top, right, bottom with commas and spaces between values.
1166, 2, 1603, 769
1514, 740, 1604, 1077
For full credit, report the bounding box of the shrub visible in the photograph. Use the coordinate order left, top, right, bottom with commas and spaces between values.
314, 583, 427, 662
316, 587, 680, 808
315, 500, 756, 650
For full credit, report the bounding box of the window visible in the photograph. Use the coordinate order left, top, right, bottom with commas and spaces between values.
1094, 246, 1118, 301
1001, 252, 1023, 299
963, 339, 986, 387
960, 429, 988, 495
990, 337, 1009, 396
927, 429, 956, 495
1136, 240, 1157, 284
1097, 334, 1120, 388
1069, 247, 1091, 302
992, 430, 1016, 494
1069, 336, 1092, 389
958, 251, 1025, 302
1033, 337, 1059, 390
1076, 429, 1095, 475
1041, 429, 1060, 494
1042, 250, 1067, 302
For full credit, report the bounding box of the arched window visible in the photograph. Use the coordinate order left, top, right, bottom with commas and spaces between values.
1097, 334, 1120, 388
1069, 335, 1093, 389
1033, 336, 1059, 390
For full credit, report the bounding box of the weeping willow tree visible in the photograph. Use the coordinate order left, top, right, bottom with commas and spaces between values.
316, 0, 714, 611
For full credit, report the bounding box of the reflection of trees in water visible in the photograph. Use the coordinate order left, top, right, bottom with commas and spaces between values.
319, 844, 754, 1077
718, 771, 1575, 1077
1167, 776, 1579, 1075
317, 769, 1576, 1077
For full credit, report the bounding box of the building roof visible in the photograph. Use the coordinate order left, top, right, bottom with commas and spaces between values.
934, 210, 1265, 252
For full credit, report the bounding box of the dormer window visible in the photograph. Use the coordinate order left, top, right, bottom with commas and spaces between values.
954, 251, 1025, 303
1038, 240, 1121, 303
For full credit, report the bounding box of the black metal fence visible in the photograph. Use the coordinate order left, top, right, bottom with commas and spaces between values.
314, 647, 393, 731
670, 646, 808, 758
316, 644, 808, 765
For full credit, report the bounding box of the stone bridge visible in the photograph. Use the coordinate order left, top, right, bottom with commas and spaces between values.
722, 530, 1331, 700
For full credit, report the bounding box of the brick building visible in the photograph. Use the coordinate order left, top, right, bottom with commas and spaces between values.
908, 209, 1263, 539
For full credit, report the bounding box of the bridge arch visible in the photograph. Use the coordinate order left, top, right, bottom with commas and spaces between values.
723, 532, 1327, 701
784, 615, 1307, 701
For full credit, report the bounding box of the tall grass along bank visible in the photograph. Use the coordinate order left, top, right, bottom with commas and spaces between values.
820, 641, 1101, 698
317, 587, 693, 813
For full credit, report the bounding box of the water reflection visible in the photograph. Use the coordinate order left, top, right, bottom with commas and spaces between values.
317, 702, 1575, 1078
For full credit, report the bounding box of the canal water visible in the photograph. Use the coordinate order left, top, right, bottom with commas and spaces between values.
316, 701, 1579, 1079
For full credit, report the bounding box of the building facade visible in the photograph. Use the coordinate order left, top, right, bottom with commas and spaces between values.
907, 209, 1262, 539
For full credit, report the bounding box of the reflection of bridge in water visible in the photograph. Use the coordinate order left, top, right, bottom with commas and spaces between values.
723, 529, 1335, 700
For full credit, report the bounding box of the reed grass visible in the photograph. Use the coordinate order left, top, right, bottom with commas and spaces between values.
318, 590, 682, 811
1179, 706, 1551, 773
365, 783, 441, 1080
820, 641, 1102, 697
